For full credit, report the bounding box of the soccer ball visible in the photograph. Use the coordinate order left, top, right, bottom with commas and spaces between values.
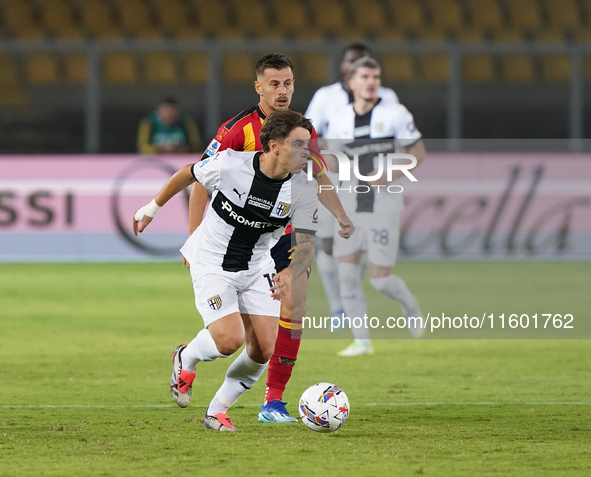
298, 382, 350, 433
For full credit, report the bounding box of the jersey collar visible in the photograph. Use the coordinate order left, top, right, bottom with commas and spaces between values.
256, 103, 268, 120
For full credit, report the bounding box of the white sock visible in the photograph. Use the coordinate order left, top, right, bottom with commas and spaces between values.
316, 249, 343, 315
338, 262, 370, 343
207, 349, 268, 416
369, 274, 416, 316
182, 328, 226, 372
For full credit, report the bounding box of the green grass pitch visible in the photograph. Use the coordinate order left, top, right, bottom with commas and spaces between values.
1, 262, 590, 476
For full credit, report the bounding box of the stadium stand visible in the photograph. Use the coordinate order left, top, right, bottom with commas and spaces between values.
349, 0, 388, 35
426, 0, 465, 32
144, 52, 178, 84
504, 0, 543, 30
63, 52, 87, 83
380, 53, 416, 82
102, 52, 138, 84
0, 0, 589, 151
26, 52, 59, 83
465, 0, 504, 30
386, 0, 426, 31
546, 0, 582, 30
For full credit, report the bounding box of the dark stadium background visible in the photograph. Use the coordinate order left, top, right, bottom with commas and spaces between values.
0, 0, 590, 153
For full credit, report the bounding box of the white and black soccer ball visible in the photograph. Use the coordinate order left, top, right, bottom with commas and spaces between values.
298, 382, 350, 433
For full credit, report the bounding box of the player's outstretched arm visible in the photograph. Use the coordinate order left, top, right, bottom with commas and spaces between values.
315, 173, 355, 239
270, 232, 316, 300
133, 163, 196, 236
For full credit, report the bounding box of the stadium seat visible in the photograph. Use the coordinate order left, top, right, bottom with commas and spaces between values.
421, 53, 449, 82
64, 53, 87, 83
293, 27, 326, 41
223, 52, 254, 83
228, 0, 271, 31
144, 53, 178, 83
113, 0, 155, 37
268, 0, 307, 33
300, 52, 328, 83
535, 31, 570, 82
465, 0, 504, 30
25, 53, 60, 83
349, 0, 388, 34
309, 0, 348, 31
174, 27, 207, 40
0, 0, 45, 39
380, 53, 416, 82
102, 53, 138, 84
55, 28, 87, 40
387, 0, 426, 30
546, 0, 581, 29
541, 55, 571, 82
152, 0, 194, 33
76, 0, 118, 37
189, 0, 231, 30
463, 55, 496, 82
425, 0, 465, 31
495, 29, 535, 82
416, 29, 448, 42
375, 29, 407, 42
454, 28, 487, 43
253, 27, 289, 40
209, 25, 249, 40
0, 53, 20, 86
501, 54, 535, 82
504, 0, 542, 29
182, 52, 208, 83
37, 0, 77, 36
0, 54, 26, 105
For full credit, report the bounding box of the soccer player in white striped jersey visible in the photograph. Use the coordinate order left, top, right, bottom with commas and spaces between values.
325, 57, 427, 356
132, 111, 319, 431
305, 43, 398, 326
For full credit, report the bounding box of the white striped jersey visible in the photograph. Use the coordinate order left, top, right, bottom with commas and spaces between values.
180, 149, 318, 272
325, 98, 422, 214
305, 82, 398, 137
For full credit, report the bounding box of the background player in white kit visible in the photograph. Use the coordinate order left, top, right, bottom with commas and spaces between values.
325, 57, 427, 356
305, 44, 398, 323
132, 111, 318, 430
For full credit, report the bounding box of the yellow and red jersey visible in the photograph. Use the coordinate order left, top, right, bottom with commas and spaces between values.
201, 103, 326, 235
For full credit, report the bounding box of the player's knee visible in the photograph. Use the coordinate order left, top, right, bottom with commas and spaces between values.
338, 262, 362, 292
213, 334, 244, 356
369, 275, 390, 293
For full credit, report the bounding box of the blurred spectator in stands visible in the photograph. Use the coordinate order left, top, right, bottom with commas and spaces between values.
137, 97, 202, 153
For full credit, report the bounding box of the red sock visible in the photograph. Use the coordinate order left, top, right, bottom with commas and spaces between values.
265, 317, 302, 403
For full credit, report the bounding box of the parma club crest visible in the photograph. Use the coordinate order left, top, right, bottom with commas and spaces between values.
275, 201, 291, 217
207, 295, 222, 310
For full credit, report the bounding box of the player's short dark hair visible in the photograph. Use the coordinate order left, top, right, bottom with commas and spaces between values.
255, 53, 294, 76
260, 110, 312, 152
349, 56, 381, 77
160, 96, 178, 106
343, 43, 372, 60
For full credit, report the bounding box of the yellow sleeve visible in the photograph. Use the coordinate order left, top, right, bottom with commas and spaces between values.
185, 117, 202, 153
137, 120, 159, 154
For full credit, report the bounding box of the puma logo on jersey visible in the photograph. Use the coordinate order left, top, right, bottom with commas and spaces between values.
233, 188, 245, 199
220, 200, 274, 228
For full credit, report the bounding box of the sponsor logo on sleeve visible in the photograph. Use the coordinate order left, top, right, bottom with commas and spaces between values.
205, 139, 221, 157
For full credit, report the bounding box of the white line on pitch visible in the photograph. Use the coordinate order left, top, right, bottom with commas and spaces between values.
2, 402, 589, 409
